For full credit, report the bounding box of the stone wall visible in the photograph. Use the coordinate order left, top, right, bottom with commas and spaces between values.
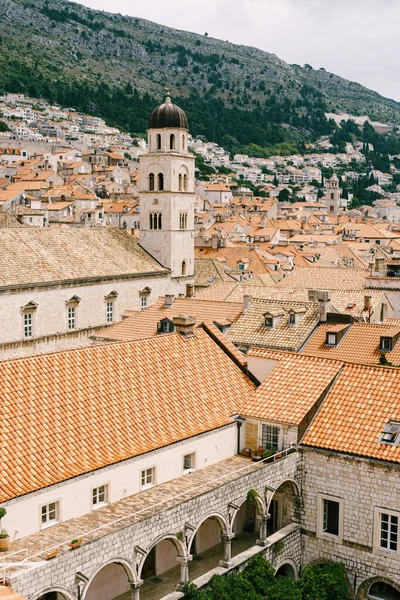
9, 453, 301, 599
301, 448, 400, 598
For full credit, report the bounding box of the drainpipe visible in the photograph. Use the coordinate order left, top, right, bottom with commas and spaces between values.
232, 415, 245, 455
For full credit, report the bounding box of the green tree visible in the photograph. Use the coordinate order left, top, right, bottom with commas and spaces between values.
300, 563, 349, 600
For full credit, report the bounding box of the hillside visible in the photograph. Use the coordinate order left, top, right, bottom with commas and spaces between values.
1, 0, 400, 147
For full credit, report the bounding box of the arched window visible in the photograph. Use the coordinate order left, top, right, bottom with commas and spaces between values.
182, 135, 185, 150
149, 213, 154, 230
183, 174, 188, 191
170, 134, 175, 150
149, 173, 155, 191
179, 174, 183, 191
369, 582, 400, 600
157, 134, 161, 150
181, 260, 187, 276
158, 213, 162, 229
158, 173, 164, 191
122, 221, 127, 230
331, 192, 334, 199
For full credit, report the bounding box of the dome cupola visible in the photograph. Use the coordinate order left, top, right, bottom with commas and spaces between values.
148, 96, 188, 130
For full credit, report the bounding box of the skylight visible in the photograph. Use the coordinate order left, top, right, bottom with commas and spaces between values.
379, 422, 400, 446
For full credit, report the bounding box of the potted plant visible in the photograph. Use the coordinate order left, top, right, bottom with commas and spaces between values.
0, 508, 9, 552
262, 448, 275, 460
45, 547, 59, 560
257, 446, 264, 457
242, 448, 251, 458
69, 538, 82, 549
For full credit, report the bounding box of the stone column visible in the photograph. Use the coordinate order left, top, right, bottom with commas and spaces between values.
257, 514, 270, 547
219, 533, 235, 568
177, 555, 192, 589
129, 579, 143, 600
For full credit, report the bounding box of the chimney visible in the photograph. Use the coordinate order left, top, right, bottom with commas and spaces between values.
243, 295, 252, 312
364, 295, 371, 312
373, 256, 387, 278
186, 283, 194, 298
164, 294, 175, 307
309, 289, 331, 322
260, 215, 266, 228
173, 315, 196, 337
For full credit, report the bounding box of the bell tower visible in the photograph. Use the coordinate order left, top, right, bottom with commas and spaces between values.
139, 96, 195, 282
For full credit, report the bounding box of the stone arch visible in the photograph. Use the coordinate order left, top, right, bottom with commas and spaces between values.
274, 557, 299, 581
266, 478, 301, 512
33, 587, 76, 600
235, 491, 267, 517
357, 576, 400, 600
138, 533, 187, 586
82, 557, 136, 600
187, 511, 230, 552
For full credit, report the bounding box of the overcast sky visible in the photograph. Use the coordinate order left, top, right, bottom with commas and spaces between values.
76, 0, 400, 102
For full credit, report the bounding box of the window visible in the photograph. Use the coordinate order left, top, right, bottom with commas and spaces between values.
170, 134, 175, 150
41, 501, 59, 528
24, 312, 33, 338
181, 260, 187, 276
183, 453, 195, 473
264, 315, 273, 328
289, 312, 296, 324
67, 306, 75, 330
323, 499, 340, 536
150, 212, 162, 230
317, 494, 343, 542
106, 300, 114, 323
380, 422, 400, 446
380, 512, 398, 552
122, 221, 127, 230
141, 467, 155, 489
141, 296, 147, 310
179, 174, 183, 191
238, 263, 245, 271
157, 134, 161, 150
92, 484, 108, 507
381, 337, 393, 352
158, 173, 164, 191
326, 333, 337, 346
183, 174, 188, 191
262, 424, 279, 451
179, 212, 188, 230
149, 172, 155, 191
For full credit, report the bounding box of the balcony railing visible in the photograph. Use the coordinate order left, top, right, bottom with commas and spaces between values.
1, 446, 297, 583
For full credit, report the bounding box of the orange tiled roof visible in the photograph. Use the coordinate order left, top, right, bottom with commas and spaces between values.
302, 361, 400, 462
243, 350, 341, 425
0, 587, 28, 600
302, 322, 400, 365
1, 329, 255, 502
277, 266, 369, 290
93, 296, 243, 342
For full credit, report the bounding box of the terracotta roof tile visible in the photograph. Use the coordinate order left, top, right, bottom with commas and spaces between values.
1, 330, 255, 502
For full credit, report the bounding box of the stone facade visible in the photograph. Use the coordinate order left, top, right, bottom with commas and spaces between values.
7, 453, 301, 599
301, 448, 400, 598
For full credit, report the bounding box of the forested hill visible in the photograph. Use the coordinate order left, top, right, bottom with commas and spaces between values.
1, 0, 400, 147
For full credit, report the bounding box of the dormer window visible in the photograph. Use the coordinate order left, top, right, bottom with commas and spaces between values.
379, 422, 400, 446
381, 337, 393, 352
264, 314, 273, 328
238, 263, 245, 271
326, 333, 337, 346
289, 312, 296, 325
157, 318, 175, 334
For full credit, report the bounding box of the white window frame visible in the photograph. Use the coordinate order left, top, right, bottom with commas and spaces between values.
374, 507, 400, 555
141, 296, 147, 310
327, 333, 337, 346
106, 300, 114, 324
92, 484, 109, 509
40, 500, 60, 529
23, 312, 33, 339
141, 466, 155, 490
183, 452, 196, 474
261, 423, 280, 451
67, 305, 76, 330
316, 493, 344, 543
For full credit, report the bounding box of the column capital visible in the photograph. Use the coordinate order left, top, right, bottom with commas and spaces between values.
221, 533, 235, 542
177, 554, 193, 566
129, 579, 143, 591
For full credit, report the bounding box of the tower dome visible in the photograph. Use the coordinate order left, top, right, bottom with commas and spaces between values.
148, 96, 188, 130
